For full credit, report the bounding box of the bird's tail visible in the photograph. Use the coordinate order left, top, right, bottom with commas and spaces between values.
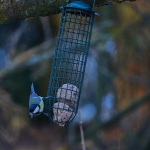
31, 83, 35, 93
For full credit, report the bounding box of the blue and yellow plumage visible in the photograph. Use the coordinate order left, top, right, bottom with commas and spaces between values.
29, 83, 44, 118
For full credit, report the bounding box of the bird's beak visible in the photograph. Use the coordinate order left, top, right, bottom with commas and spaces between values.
29, 112, 33, 118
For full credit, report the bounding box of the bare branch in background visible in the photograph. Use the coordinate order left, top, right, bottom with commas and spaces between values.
0, 39, 55, 79
40, 16, 52, 41
8, 22, 29, 59
85, 91, 150, 137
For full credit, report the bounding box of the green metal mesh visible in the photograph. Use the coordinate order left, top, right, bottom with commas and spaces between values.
46, 5, 95, 126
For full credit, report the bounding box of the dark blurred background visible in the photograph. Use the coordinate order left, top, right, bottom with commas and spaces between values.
0, 0, 150, 150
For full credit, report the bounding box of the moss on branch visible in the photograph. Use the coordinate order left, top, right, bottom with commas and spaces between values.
0, 0, 135, 24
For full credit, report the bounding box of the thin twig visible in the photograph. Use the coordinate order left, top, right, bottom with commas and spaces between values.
40, 16, 52, 41
78, 109, 86, 150
118, 138, 121, 150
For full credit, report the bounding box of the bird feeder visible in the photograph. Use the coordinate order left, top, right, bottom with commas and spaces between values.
45, 0, 99, 126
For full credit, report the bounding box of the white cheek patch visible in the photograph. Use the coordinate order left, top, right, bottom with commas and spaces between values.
33, 106, 40, 114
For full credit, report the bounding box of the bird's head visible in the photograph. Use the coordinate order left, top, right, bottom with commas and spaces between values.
29, 104, 40, 118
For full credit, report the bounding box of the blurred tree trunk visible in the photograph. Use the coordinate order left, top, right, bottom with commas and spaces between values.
0, 0, 135, 24
113, 1, 150, 149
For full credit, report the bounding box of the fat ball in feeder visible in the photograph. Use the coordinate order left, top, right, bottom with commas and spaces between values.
53, 83, 79, 126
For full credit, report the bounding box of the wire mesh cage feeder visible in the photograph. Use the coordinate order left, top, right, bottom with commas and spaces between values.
46, 0, 99, 126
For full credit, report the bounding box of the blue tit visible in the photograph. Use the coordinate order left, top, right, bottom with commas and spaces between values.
29, 83, 44, 118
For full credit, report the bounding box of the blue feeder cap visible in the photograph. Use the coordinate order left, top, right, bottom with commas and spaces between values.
67, 1, 92, 11
60, 1, 100, 16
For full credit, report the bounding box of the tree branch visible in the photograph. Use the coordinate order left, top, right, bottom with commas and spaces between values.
0, 0, 135, 24
0, 39, 55, 79
85, 91, 150, 137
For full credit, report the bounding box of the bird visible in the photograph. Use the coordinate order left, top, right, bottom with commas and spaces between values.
29, 83, 44, 118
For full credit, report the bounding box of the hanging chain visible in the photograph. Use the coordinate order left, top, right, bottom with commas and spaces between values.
92, 0, 96, 11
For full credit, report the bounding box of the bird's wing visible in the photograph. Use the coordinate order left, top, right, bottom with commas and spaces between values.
29, 94, 41, 105
39, 98, 44, 112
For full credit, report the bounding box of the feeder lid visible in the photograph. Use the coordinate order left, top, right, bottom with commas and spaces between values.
67, 1, 92, 11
